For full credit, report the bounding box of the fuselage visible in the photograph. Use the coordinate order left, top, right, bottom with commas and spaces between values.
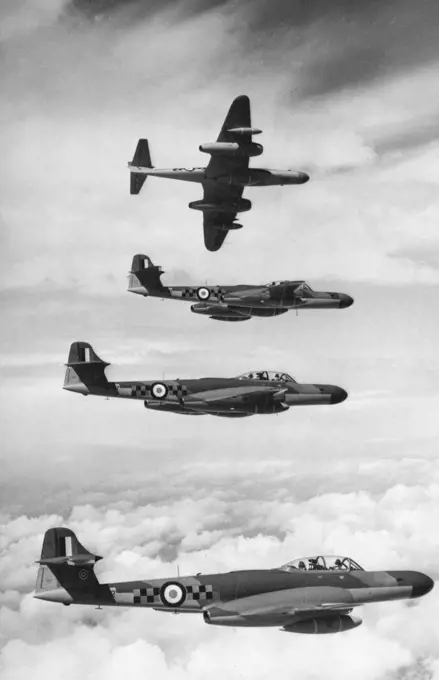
42, 567, 434, 625
65, 375, 347, 412
128, 279, 354, 312
128, 165, 309, 187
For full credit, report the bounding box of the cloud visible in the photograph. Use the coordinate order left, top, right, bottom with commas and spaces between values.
2, 0, 439, 296
1, 0, 439, 678
1, 477, 439, 679
0, 0, 70, 41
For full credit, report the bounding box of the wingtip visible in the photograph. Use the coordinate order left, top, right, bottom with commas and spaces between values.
232, 94, 250, 104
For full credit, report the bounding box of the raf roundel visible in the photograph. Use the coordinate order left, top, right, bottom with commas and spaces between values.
197, 287, 210, 301
151, 382, 168, 400
78, 569, 89, 580
160, 581, 186, 607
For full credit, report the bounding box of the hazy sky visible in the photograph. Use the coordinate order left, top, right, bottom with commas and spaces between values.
1, 0, 439, 678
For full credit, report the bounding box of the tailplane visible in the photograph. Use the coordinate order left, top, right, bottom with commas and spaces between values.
129, 139, 152, 194
128, 254, 166, 296
34, 527, 113, 606
63, 342, 113, 396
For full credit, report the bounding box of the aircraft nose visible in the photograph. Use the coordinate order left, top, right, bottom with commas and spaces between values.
338, 294, 354, 309
297, 172, 310, 184
329, 387, 348, 404
410, 573, 434, 598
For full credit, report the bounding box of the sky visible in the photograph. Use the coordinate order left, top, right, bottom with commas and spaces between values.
1, 0, 439, 678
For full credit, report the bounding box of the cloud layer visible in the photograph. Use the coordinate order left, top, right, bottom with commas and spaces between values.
1, 469, 439, 680
1, 0, 439, 678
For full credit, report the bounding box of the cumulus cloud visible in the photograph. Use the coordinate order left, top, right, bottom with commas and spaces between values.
1, 0, 439, 678
1, 477, 439, 679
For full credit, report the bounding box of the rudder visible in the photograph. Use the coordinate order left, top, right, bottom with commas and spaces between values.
63, 342, 113, 396
128, 253, 166, 296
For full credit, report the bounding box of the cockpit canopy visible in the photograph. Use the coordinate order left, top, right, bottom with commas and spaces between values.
278, 556, 364, 572
237, 371, 296, 382
266, 281, 314, 297
294, 283, 313, 296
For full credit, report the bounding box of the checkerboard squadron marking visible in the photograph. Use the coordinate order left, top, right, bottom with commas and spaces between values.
35, 527, 434, 634
63, 341, 349, 418
131, 583, 213, 606
128, 95, 310, 252
127, 254, 353, 322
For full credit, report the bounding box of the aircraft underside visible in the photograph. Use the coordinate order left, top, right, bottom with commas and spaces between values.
144, 400, 288, 417
191, 303, 289, 321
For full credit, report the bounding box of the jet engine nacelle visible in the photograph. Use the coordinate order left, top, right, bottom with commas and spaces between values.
283, 615, 362, 635
191, 303, 250, 321
203, 609, 260, 627
199, 142, 263, 157
253, 401, 289, 414
227, 127, 262, 136
228, 305, 288, 318
188, 198, 252, 213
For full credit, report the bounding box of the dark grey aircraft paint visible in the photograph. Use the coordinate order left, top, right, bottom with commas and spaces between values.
35, 528, 434, 634
128, 95, 309, 251
63, 342, 348, 417
127, 254, 354, 321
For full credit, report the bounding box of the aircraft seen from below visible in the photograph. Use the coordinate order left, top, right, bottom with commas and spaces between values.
63, 341, 348, 418
128, 254, 354, 321
35, 528, 434, 634
128, 95, 310, 252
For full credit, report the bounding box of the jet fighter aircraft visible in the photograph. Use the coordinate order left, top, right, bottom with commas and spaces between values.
35, 527, 434, 634
128, 95, 309, 251
63, 341, 348, 417
128, 254, 354, 321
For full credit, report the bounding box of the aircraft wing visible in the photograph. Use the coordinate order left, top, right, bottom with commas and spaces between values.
205, 95, 251, 181
202, 180, 244, 251
291, 602, 363, 614
202, 96, 254, 251
205, 587, 361, 622
203, 217, 229, 252
216, 94, 252, 144
188, 385, 287, 404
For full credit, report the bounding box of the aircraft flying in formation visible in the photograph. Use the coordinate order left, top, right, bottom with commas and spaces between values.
128, 254, 354, 321
35, 527, 434, 634
128, 95, 309, 252
63, 341, 348, 417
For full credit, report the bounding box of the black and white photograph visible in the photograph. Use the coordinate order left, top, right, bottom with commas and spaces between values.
1, 0, 438, 678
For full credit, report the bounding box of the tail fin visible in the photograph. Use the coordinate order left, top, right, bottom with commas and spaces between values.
63, 342, 113, 396
129, 139, 152, 195
128, 253, 166, 296
34, 528, 113, 606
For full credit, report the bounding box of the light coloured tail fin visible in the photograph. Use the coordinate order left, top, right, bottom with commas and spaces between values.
129, 139, 152, 194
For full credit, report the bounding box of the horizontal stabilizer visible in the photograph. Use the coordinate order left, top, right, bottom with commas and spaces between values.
38, 554, 101, 566
129, 139, 152, 194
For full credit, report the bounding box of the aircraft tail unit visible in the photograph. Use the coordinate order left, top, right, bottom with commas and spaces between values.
128, 253, 166, 297
34, 527, 112, 606
63, 341, 114, 397
129, 139, 153, 195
